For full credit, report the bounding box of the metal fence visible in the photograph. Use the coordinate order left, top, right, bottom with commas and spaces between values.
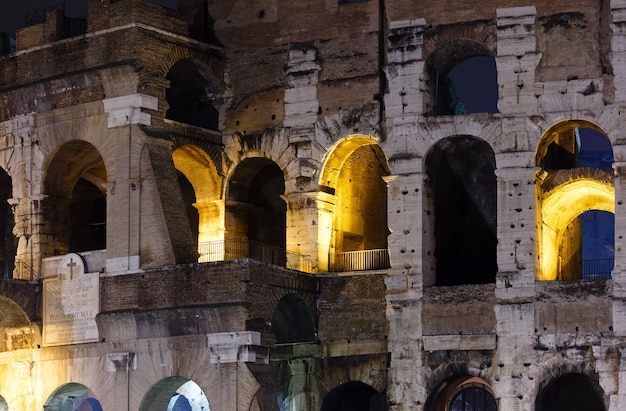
581, 258, 613, 280
330, 249, 390, 272
198, 240, 317, 274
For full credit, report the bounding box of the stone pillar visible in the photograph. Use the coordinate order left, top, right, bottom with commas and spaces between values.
612, 161, 626, 335
384, 173, 424, 411
384, 19, 426, 139
496, 6, 541, 116
283, 192, 334, 273
283, 358, 321, 411
284, 47, 320, 140
612, 0, 626, 103
494, 153, 536, 287
106, 352, 135, 411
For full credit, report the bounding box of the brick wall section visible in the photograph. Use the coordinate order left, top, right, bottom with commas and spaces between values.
423, 284, 497, 336
317, 273, 388, 342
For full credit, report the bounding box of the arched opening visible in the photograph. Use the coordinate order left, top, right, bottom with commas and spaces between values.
0, 395, 7, 411
535, 122, 614, 280
44, 141, 107, 256
226, 158, 286, 264
426, 376, 497, 411
536, 373, 605, 411
320, 381, 386, 411
319, 136, 390, 272
272, 294, 316, 345
426, 41, 498, 115
172, 145, 222, 262
424, 136, 497, 286
44, 383, 103, 411
140, 377, 210, 411
0, 295, 33, 351
166, 58, 219, 131
0, 168, 16, 278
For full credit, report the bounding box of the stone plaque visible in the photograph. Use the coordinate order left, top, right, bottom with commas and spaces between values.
43, 253, 100, 346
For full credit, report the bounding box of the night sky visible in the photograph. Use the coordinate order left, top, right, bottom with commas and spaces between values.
0, 0, 177, 37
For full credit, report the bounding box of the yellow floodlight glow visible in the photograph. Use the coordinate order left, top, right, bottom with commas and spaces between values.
538, 178, 614, 280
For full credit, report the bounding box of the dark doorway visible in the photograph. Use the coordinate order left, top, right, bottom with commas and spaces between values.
536, 373, 605, 411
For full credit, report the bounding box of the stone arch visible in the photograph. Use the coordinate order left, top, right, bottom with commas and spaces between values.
0, 295, 33, 352
424, 135, 497, 286
535, 120, 615, 281
271, 294, 316, 345
140, 377, 210, 411
43, 382, 103, 411
173, 145, 224, 260
165, 58, 221, 131
423, 23, 497, 115
225, 157, 286, 262
318, 135, 390, 272
535, 372, 606, 411
42, 140, 107, 256
425, 375, 496, 411
320, 381, 386, 411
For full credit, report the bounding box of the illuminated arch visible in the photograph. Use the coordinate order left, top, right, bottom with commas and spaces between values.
318, 135, 390, 272
44, 383, 103, 411
319, 135, 389, 192
173, 145, 223, 261
535, 120, 615, 281
140, 377, 210, 411
538, 174, 614, 280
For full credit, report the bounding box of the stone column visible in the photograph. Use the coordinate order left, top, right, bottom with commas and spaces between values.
612, 162, 626, 335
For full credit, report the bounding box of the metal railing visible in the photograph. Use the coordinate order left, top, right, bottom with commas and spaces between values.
198, 240, 317, 274
330, 248, 390, 272
582, 258, 613, 280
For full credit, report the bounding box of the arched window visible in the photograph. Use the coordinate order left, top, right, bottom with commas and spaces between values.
426, 41, 498, 115
424, 136, 497, 286
428, 376, 497, 411
535, 122, 614, 280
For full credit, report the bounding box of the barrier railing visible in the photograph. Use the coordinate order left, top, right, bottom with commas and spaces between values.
330, 249, 390, 272
198, 240, 317, 274
582, 258, 613, 280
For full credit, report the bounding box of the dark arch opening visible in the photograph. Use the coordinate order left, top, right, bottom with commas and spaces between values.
139, 376, 210, 411
178, 170, 199, 249
426, 136, 497, 286
427, 42, 498, 115
272, 294, 316, 345
321, 381, 386, 411
166, 59, 219, 131
536, 373, 605, 411
45, 141, 107, 256
539, 126, 613, 170
228, 158, 286, 249
70, 177, 106, 253
44, 383, 103, 411
0, 168, 15, 278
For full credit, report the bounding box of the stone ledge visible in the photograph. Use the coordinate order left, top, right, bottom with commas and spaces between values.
423, 334, 496, 351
